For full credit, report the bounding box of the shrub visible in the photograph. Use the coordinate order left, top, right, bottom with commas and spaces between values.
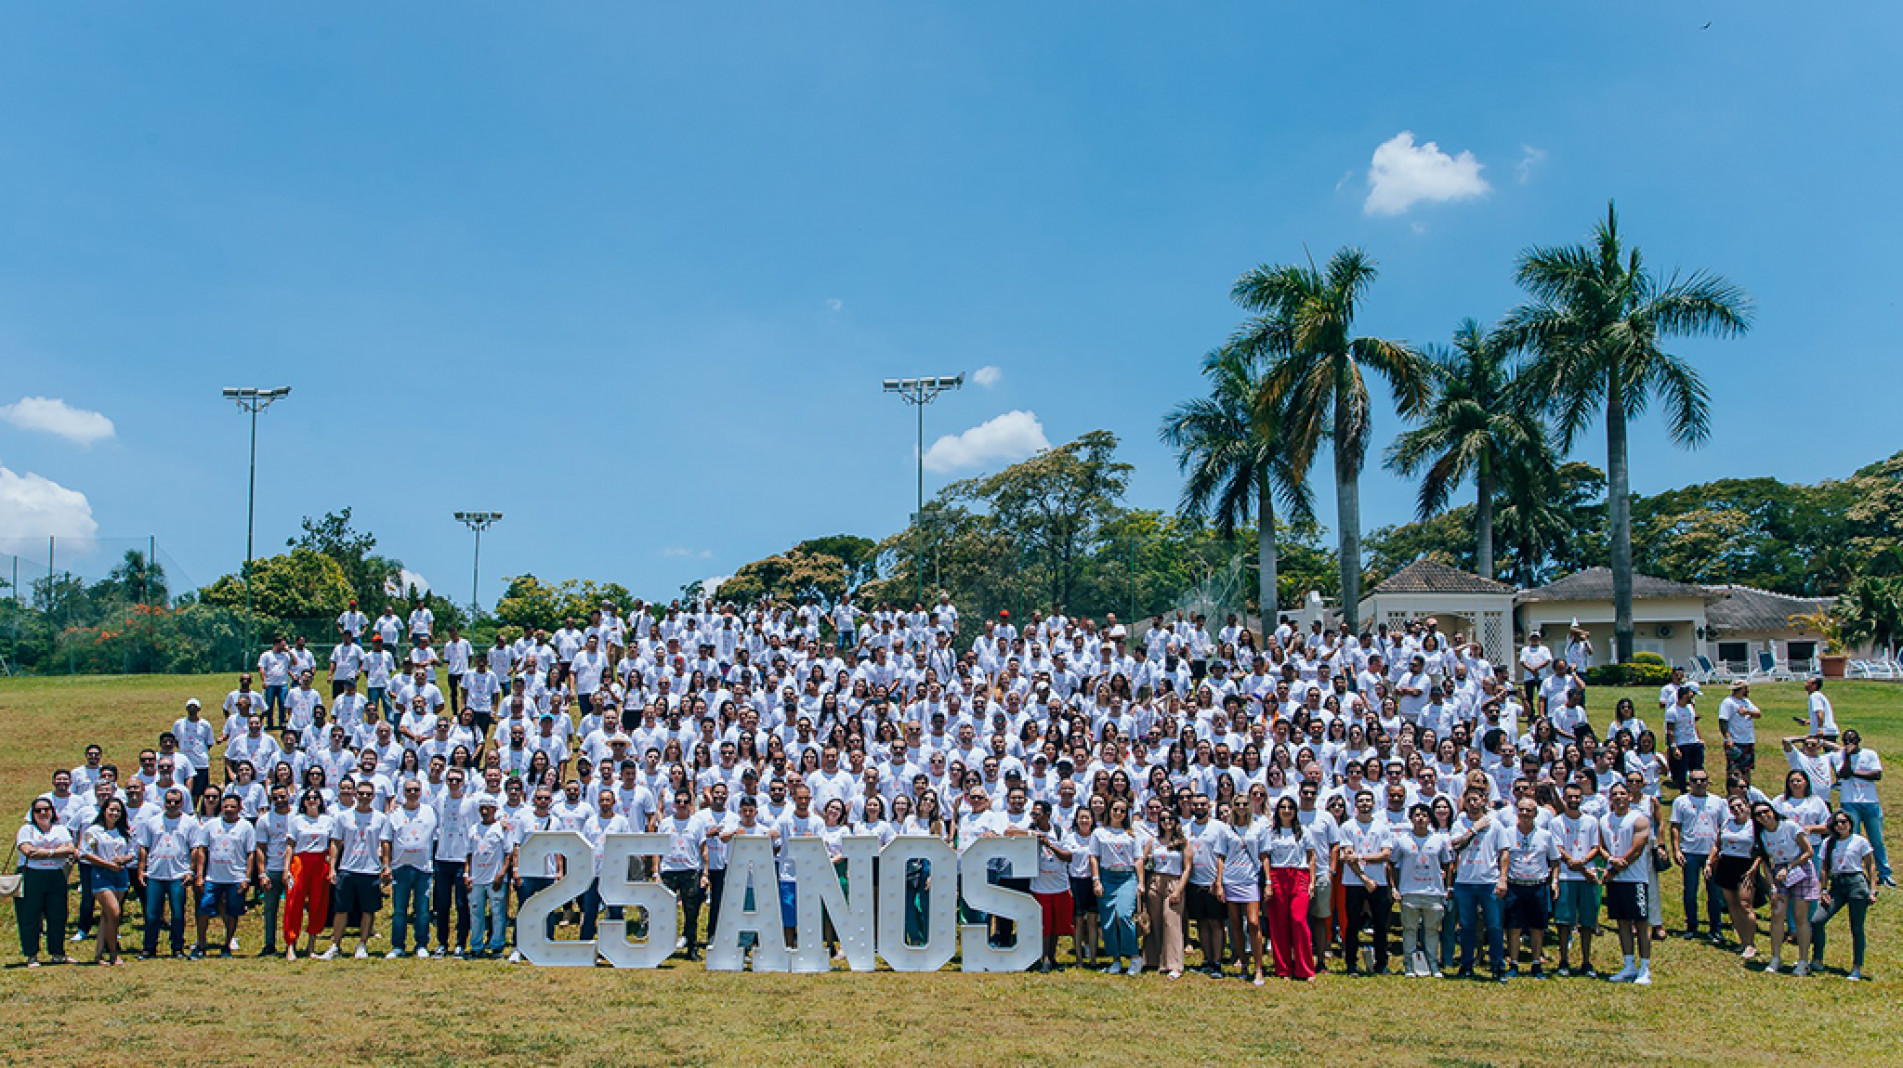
1584, 661, 1675, 687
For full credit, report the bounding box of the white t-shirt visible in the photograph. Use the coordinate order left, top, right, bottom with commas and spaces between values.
467, 820, 515, 885
1503, 825, 1560, 882
1669, 793, 1725, 856
332, 807, 390, 875
15, 823, 74, 871
137, 814, 198, 881
194, 817, 256, 884
289, 812, 335, 855
1089, 827, 1139, 871
1823, 834, 1873, 877
1260, 826, 1317, 870
388, 805, 439, 871
1550, 812, 1603, 882
1837, 750, 1883, 806
1391, 831, 1453, 896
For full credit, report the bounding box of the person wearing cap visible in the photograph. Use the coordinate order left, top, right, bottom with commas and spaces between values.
1719, 681, 1763, 784
465, 797, 516, 959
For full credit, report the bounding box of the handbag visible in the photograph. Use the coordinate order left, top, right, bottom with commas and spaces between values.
0, 843, 22, 899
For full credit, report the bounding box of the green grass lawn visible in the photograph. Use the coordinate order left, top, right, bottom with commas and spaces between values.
1, 674, 1899, 1067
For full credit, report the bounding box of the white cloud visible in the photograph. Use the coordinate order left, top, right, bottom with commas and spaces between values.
921, 410, 1050, 474
698, 574, 734, 596
1516, 144, 1547, 184
1364, 131, 1491, 217
384, 568, 430, 597
0, 461, 99, 552
0, 397, 116, 446
971, 365, 1002, 388
663, 547, 713, 559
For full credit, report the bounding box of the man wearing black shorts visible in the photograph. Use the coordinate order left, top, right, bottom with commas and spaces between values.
320, 782, 392, 960
1502, 798, 1559, 978
1600, 783, 1655, 985
1184, 793, 1228, 972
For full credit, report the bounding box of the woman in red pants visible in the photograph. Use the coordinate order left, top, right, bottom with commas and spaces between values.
1260, 796, 1319, 981
282, 789, 336, 959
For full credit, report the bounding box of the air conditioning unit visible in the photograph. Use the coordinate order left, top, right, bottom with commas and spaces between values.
1656, 624, 1674, 639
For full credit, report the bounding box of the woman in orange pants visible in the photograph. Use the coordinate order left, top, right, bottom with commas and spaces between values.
1260, 797, 1319, 981
282, 790, 334, 959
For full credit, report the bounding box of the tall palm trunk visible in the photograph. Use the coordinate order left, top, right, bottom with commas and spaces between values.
1257, 472, 1279, 633
1606, 372, 1633, 662
1475, 457, 1495, 581
1334, 386, 1362, 632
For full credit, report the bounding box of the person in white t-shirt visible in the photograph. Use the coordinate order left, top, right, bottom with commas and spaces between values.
1829, 730, 1892, 886
1811, 810, 1877, 979
320, 784, 392, 960
1719, 681, 1763, 784
190, 793, 257, 958
1517, 633, 1553, 708
386, 778, 439, 958
1803, 677, 1839, 739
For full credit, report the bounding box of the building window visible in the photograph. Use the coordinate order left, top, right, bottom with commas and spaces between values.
1787, 641, 1817, 666
1716, 641, 1749, 666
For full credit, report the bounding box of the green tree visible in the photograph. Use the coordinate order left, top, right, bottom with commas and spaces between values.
288, 508, 402, 609
792, 535, 880, 591
1385, 319, 1550, 580
715, 551, 850, 606
201, 548, 354, 621
1160, 347, 1313, 620
1502, 202, 1752, 660
92, 549, 169, 607
1496, 460, 1607, 586
952, 430, 1131, 612
1233, 248, 1430, 629
1834, 576, 1903, 657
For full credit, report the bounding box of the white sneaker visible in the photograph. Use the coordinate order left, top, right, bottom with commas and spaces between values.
1792, 962, 1810, 977
508, 950, 524, 964
1126, 962, 1142, 976
354, 945, 369, 959
385, 949, 404, 959
1848, 969, 1865, 981
1101, 963, 1119, 974
1765, 956, 1783, 974
1607, 966, 1638, 983
1633, 969, 1653, 986
315, 947, 338, 961
69, 931, 87, 943
416, 946, 431, 959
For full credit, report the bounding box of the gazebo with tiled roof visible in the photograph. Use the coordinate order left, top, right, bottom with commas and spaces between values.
1357, 559, 1518, 666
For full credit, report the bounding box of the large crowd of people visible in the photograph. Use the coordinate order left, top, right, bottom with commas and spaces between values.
9, 594, 1890, 984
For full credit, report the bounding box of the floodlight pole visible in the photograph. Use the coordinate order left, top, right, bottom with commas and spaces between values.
223, 386, 291, 664
882, 375, 963, 604
454, 512, 503, 616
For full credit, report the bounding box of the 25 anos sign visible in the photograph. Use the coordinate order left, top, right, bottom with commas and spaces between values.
516, 832, 1043, 972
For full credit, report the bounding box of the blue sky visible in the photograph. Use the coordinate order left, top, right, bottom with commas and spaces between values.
1, 3, 1896, 606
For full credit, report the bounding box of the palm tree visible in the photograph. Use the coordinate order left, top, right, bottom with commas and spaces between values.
1161, 348, 1315, 624
1501, 202, 1752, 661
1230, 247, 1429, 631
1385, 319, 1551, 580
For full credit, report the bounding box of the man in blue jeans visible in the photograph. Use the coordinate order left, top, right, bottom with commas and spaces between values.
1833, 731, 1895, 886
136, 787, 196, 958
386, 779, 439, 957
1448, 787, 1511, 982
466, 798, 516, 958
